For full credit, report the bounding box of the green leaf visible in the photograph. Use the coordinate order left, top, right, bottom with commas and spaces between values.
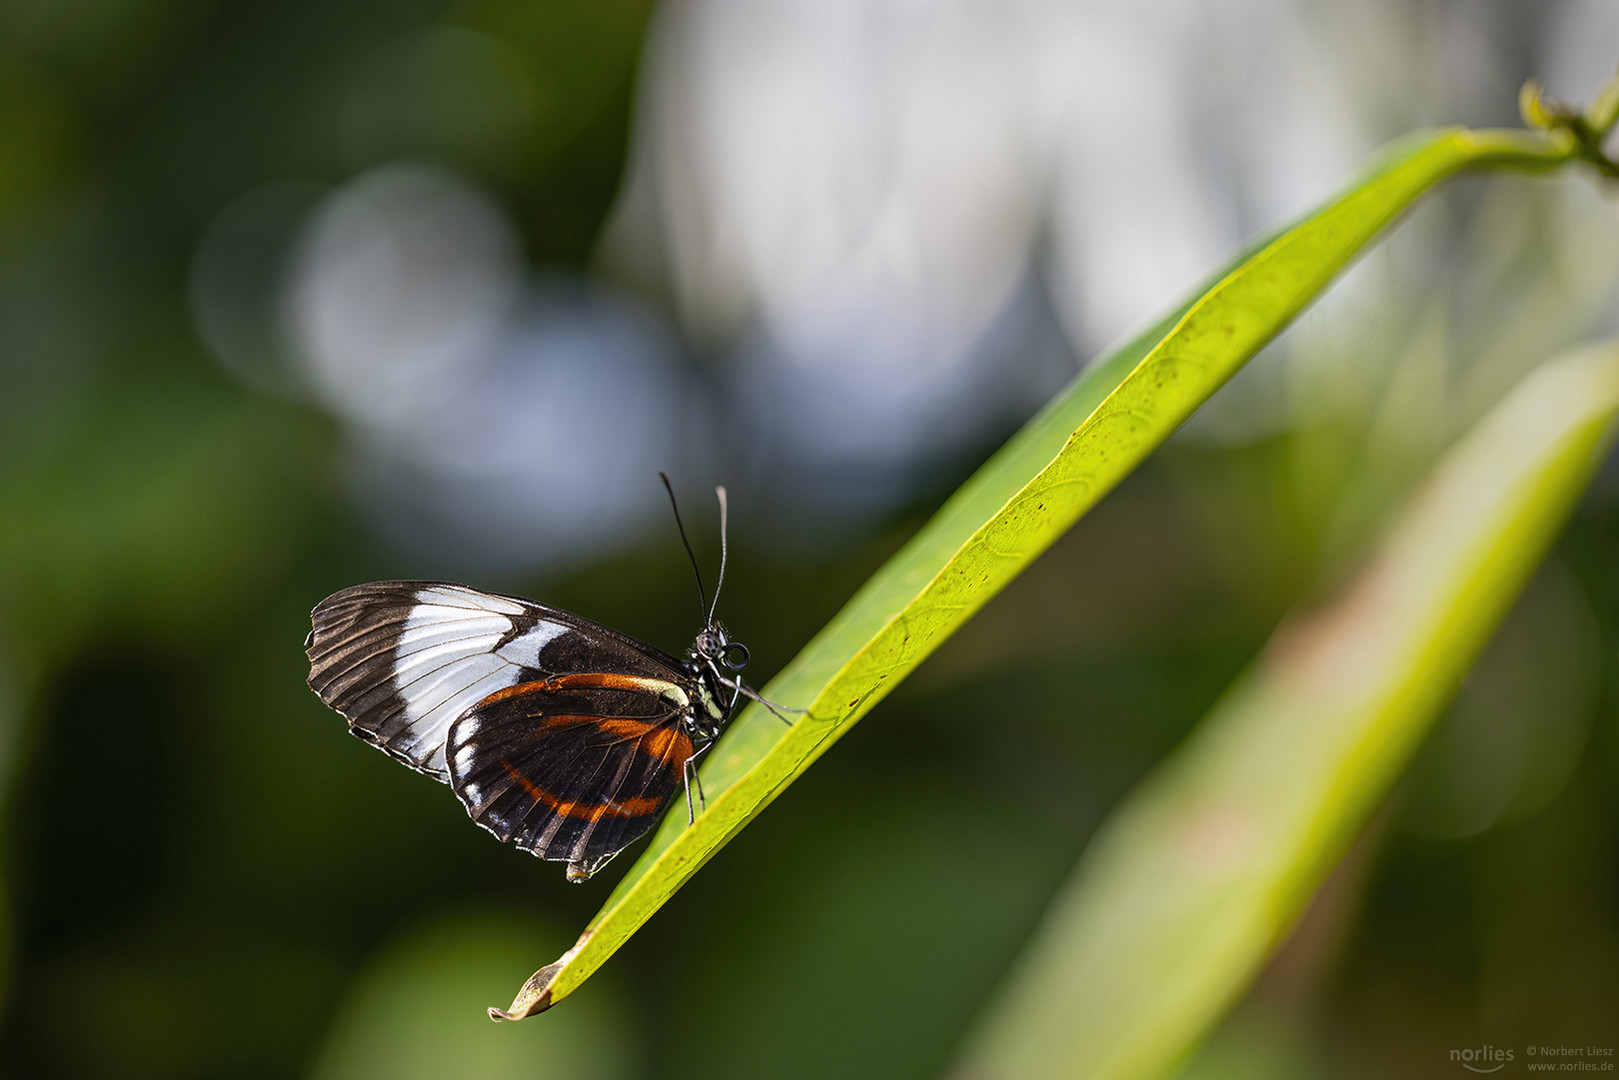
494, 125, 1577, 1020
954, 339, 1619, 1080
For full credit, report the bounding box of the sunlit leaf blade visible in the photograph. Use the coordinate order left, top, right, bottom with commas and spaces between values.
954, 339, 1619, 1080
496, 126, 1576, 1019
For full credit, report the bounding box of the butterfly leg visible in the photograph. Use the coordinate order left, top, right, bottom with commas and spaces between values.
732, 679, 807, 726
692, 743, 711, 810
682, 756, 696, 825
680, 740, 717, 826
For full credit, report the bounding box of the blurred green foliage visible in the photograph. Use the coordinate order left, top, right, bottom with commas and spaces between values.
308, 911, 635, 1080
962, 341, 1619, 1079
0, 2, 1616, 1079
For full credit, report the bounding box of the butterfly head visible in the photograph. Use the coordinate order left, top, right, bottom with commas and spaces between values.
693, 624, 748, 670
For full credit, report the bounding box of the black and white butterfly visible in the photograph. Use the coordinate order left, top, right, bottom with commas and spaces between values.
304, 480, 791, 882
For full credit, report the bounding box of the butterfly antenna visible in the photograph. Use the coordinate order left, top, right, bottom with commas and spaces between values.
708, 486, 728, 627
660, 472, 708, 624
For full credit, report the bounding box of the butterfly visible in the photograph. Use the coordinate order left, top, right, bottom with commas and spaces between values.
304, 478, 791, 882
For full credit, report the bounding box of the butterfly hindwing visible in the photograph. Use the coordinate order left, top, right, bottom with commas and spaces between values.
448, 675, 695, 874
305, 580, 691, 784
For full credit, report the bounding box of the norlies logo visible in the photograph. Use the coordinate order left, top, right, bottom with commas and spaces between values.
1452, 1046, 1515, 1073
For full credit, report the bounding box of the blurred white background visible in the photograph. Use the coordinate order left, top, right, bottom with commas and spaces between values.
192, 0, 1619, 568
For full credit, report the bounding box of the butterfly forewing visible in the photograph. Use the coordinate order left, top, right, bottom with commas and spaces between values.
448, 677, 694, 874
305, 581, 693, 772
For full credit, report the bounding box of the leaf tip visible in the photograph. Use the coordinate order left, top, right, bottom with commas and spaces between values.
488, 998, 548, 1022
1520, 77, 1552, 130
486, 928, 594, 1022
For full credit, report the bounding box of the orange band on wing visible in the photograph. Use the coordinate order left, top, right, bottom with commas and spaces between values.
535, 714, 660, 740
643, 726, 694, 765
524, 715, 693, 766
530, 717, 694, 766
499, 759, 667, 823
476, 673, 682, 710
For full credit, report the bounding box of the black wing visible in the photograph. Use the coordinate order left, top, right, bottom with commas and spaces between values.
305, 580, 687, 782
448, 675, 697, 880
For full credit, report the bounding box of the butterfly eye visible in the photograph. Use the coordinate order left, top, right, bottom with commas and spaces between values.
722, 642, 750, 670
